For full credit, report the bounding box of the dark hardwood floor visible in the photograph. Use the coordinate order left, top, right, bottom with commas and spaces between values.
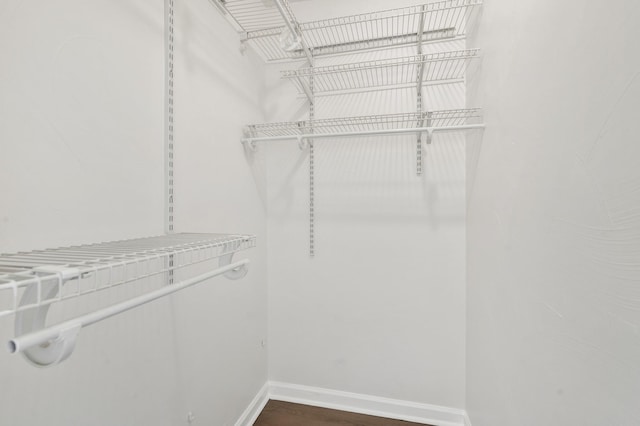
253, 400, 432, 426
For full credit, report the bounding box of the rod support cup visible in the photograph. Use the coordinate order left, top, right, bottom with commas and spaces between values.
219, 242, 250, 280
218, 253, 249, 280
13, 269, 82, 367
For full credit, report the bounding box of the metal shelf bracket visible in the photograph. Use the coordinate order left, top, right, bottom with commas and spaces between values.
243, 139, 257, 152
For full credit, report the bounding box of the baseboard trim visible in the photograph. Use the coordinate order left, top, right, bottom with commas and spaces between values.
236, 381, 470, 426
268, 381, 466, 426
234, 383, 270, 426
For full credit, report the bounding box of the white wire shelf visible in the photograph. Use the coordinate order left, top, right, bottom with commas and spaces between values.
212, 0, 312, 62
211, 0, 297, 33
282, 49, 479, 95
244, 109, 483, 141
0, 233, 255, 319
239, 0, 482, 61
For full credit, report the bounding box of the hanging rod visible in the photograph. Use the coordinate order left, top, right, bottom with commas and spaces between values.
242, 124, 484, 146
8, 259, 249, 363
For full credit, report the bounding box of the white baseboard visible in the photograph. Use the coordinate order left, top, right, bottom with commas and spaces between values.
234, 383, 270, 426
236, 381, 471, 426
268, 381, 466, 426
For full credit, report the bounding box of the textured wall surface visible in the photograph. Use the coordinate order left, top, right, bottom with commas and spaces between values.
172, 0, 269, 423
0, 1, 171, 425
466, 1, 640, 425
0, 1, 267, 425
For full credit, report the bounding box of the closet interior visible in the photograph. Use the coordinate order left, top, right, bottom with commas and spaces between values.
3, 0, 636, 425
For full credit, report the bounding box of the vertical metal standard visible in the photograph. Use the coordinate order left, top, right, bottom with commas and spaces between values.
165, 0, 175, 234
308, 55, 315, 258
416, 95, 425, 177
165, 0, 176, 283
272, 0, 315, 256
415, 5, 428, 176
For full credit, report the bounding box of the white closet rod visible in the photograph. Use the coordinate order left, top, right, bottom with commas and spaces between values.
8, 259, 249, 356
242, 124, 485, 144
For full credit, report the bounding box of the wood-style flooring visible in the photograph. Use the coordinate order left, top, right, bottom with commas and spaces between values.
253, 400, 432, 426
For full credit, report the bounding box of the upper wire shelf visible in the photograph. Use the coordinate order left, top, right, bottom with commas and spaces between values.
282, 49, 480, 95
245, 109, 482, 138
238, 0, 483, 61
0, 233, 255, 319
212, 0, 297, 33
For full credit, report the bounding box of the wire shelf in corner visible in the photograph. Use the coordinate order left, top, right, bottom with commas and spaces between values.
282, 49, 480, 95
245, 109, 483, 139
211, 0, 298, 33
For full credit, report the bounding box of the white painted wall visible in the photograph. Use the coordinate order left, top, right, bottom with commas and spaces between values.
10, 0, 637, 423
0, 0, 165, 251
261, 0, 468, 409
0, 0, 267, 425
0, 1, 174, 425
172, 0, 269, 424
466, 1, 640, 425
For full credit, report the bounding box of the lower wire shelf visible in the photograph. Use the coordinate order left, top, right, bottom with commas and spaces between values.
243, 109, 483, 145
0, 233, 256, 366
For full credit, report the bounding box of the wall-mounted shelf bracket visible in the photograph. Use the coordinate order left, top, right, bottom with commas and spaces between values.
239, 31, 249, 54
243, 139, 257, 152
242, 129, 257, 152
